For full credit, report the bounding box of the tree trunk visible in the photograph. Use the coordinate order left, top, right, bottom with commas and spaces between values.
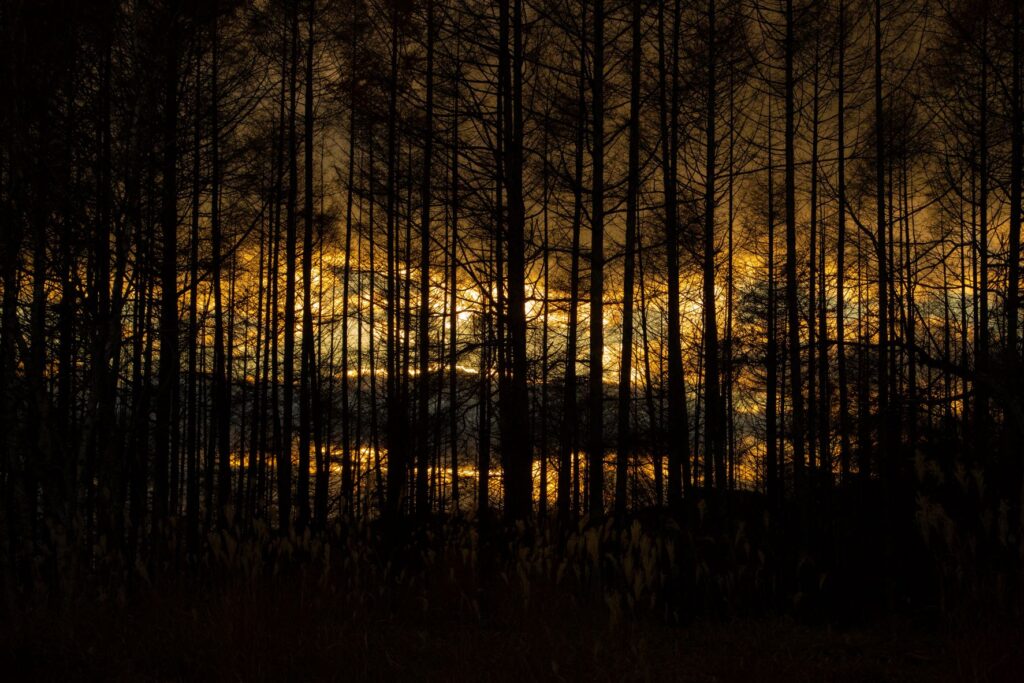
703, 0, 725, 492
155, 5, 180, 532
836, 0, 851, 482
588, 0, 606, 518
784, 0, 806, 498
615, 0, 642, 517
416, 0, 435, 517
661, 0, 690, 506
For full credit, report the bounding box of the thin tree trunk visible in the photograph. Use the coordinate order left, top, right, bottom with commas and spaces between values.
558, 12, 586, 523
661, 0, 690, 506
836, 0, 851, 482
211, 9, 232, 524
874, 0, 889, 473
449, 50, 461, 512
185, 36, 203, 547
588, 0, 606, 517
766, 99, 778, 505
616, 0, 642, 517
1009, 1, 1022, 357
384, 6, 407, 518
281, 2, 300, 530
416, 0, 435, 517
784, 0, 805, 498
299, 0, 319, 529
340, 52, 356, 515
975, 15, 990, 458
703, 0, 724, 492
155, 6, 180, 532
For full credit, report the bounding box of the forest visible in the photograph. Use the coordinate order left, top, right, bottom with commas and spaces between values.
2, 0, 1024, 679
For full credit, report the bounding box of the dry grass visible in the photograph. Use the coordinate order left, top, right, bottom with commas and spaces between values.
2, 513, 1021, 682
5, 580, 1019, 682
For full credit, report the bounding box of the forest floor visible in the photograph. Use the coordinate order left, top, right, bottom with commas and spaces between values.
3, 575, 1021, 682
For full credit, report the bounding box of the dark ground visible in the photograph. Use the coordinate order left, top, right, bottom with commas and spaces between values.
3, 575, 1021, 682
